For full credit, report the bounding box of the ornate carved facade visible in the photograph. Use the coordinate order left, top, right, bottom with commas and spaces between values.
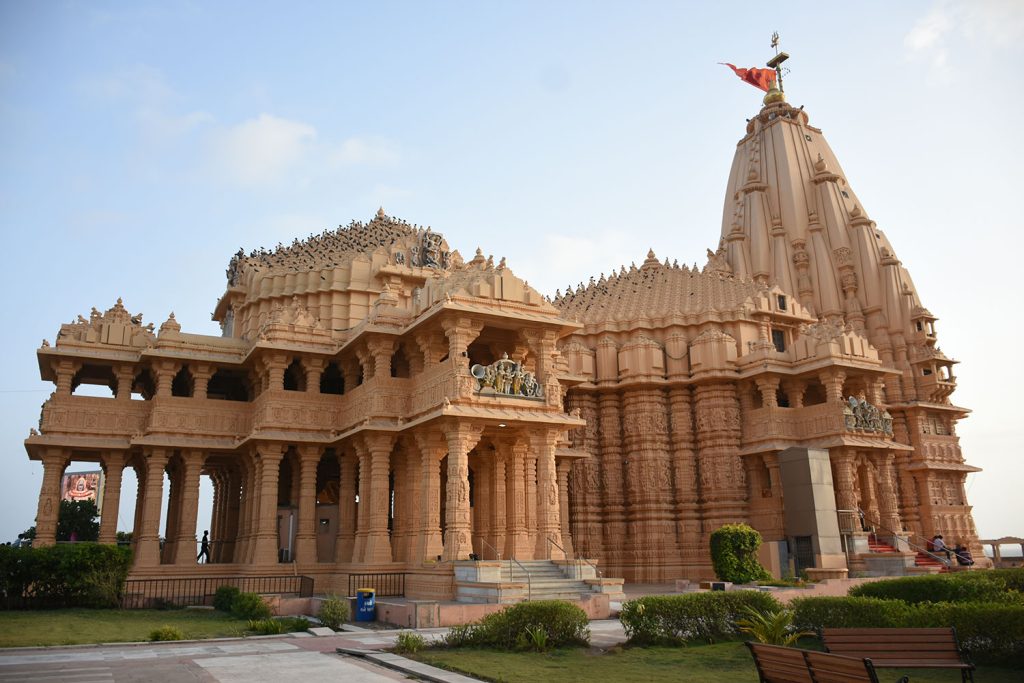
25, 96, 984, 592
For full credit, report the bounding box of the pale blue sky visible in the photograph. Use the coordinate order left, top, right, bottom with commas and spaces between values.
1, 1, 1021, 544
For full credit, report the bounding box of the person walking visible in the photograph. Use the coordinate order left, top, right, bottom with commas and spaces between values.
197, 530, 210, 563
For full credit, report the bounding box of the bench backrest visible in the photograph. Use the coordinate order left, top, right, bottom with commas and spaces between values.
803, 650, 881, 683
823, 627, 965, 665
746, 642, 814, 683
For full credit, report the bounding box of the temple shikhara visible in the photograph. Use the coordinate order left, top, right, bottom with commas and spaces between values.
24, 59, 986, 605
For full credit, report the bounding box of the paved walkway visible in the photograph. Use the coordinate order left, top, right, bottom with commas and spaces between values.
0, 621, 629, 682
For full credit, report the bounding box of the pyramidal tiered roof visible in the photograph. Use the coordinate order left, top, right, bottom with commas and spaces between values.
552, 249, 763, 324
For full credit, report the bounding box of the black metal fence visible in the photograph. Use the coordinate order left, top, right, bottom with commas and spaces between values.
348, 572, 405, 597
121, 575, 314, 609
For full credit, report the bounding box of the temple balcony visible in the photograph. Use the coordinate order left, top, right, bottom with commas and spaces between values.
145, 397, 252, 439
742, 399, 895, 447
37, 394, 150, 439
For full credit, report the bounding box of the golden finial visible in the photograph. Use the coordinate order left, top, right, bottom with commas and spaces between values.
763, 31, 789, 105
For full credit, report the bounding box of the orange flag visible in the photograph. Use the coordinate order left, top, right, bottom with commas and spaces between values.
720, 63, 776, 92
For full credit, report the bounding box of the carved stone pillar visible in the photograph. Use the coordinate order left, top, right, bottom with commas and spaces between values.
414, 434, 445, 563
253, 445, 284, 566
820, 369, 847, 404
399, 444, 422, 562
598, 391, 626, 573
874, 452, 903, 533
504, 438, 530, 559
294, 445, 320, 565
755, 377, 781, 408
525, 452, 538, 558
207, 470, 223, 562
441, 317, 483, 371
490, 446, 508, 559
33, 449, 69, 547
694, 383, 747, 541
336, 450, 356, 563
115, 365, 135, 401
362, 433, 395, 564
569, 391, 602, 558
154, 360, 176, 398
443, 422, 481, 561
668, 385, 701, 572
222, 468, 241, 563
193, 364, 212, 400
173, 450, 205, 565
368, 337, 396, 380
341, 359, 361, 390
352, 443, 370, 563
264, 354, 287, 391
52, 360, 77, 395
556, 457, 574, 558
830, 450, 857, 512
304, 358, 325, 394
97, 451, 126, 544
533, 430, 564, 559
135, 449, 169, 567
162, 458, 182, 563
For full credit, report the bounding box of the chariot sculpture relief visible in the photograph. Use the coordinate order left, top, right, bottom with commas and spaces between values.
843, 396, 893, 435
470, 353, 543, 399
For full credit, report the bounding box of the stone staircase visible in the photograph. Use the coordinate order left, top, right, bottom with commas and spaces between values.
867, 534, 948, 573
500, 560, 592, 601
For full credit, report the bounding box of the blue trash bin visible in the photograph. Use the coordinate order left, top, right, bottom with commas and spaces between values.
355, 588, 376, 622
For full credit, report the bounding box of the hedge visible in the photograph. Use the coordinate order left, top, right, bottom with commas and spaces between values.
442, 600, 590, 649
792, 596, 1024, 662
849, 571, 1024, 605
710, 524, 771, 584
0, 543, 132, 609
620, 591, 782, 644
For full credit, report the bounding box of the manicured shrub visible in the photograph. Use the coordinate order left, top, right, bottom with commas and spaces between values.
317, 595, 350, 630
792, 595, 1024, 663
0, 543, 132, 609
989, 568, 1024, 593
230, 591, 271, 620
619, 591, 782, 644
395, 631, 427, 653
441, 600, 590, 649
735, 606, 814, 646
213, 585, 241, 612
849, 572, 1023, 605
149, 625, 185, 641
710, 524, 771, 584
246, 617, 309, 634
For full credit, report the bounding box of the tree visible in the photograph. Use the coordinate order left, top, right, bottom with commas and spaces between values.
56, 499, 100, 542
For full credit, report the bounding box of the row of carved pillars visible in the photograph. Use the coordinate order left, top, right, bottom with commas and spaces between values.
566, 383, 749, 581
829, 448, 904, 534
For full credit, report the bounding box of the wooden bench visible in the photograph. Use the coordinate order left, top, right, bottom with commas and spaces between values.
746, 642, 908, 683
823, 627, 975, 683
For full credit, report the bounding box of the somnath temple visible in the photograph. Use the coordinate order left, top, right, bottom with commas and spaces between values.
23, 75, 986, 603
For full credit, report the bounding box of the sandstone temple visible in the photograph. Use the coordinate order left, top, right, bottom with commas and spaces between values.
24, 85, 985, 604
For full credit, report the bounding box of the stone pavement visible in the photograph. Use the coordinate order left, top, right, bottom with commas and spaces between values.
0, 620, 631, 682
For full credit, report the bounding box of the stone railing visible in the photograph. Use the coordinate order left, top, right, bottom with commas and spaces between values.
742, 403, 847, 443
39, 395, 150, 438
251, 391, 344, 434
147, 398, 252, 438
407, 363, 462, 418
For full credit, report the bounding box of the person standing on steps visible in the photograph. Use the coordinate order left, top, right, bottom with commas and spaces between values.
197, 530, 210, 563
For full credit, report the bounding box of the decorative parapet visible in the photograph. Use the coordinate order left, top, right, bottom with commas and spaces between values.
54, 298, 156, 349
843, 396, 893, 435
470, 353, 543, 399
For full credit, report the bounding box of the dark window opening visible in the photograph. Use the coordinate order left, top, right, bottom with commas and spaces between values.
391, 344, 411, 378
922, 368, 933, 376
916, 321, 924, 332
803, 381, 827, 406
283, 359, 306, 391
771, 329, 786, 353
208, 369, 250, 401
776, 388, 790, 408
71, 364, 117, 397
777, 295, 787, 311
320, 363, 344, 394
171, 365, 193, 397
132, 369, 156, 400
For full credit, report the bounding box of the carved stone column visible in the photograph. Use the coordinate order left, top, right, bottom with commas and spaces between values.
525, 452, 538, 557
98, 451, 126, 544
352, 443, 370, 563
398, 443, 422, 562
598, 391, 627, 573
294, 445, 320, 565
556, 457, 574, 558
362, 433, 395, 564
115, 365, 135, 401
192, 364, 212, 400
135, 449, 169, 567
414, 433, 445, 563
694, 383, 747, 541
154, 360, 176, 398
162, 458, 182, 563
533, 429, 564, 559
173, 450, 205, 565
221, 468, 241, 563
784, 379, 806, 408
52, 360, 77, 396
264, 354, 287, 391
569, 391, 602, 558
441, 317, 483, 370
367, 337, 396, 380
830, 450, 858, 512
33, 449, 69, 547
208, 469, 224, 562
336, 450, 356, 563
668, 385, 700, 571
490, 445, 508, 559
443, 422, 481, 561
504, 438, 530, 559
874, 452, 904, 533
820, 369, 847, 404
304, 358, 325, 394
252, 445, 284, 566
755, 377, 781, 408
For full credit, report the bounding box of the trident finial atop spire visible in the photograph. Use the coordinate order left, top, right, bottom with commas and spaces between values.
766, 31, 789, 93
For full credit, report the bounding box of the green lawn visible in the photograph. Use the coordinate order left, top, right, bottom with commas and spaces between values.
0, 609, 252, 647
414, 642, 1024, 683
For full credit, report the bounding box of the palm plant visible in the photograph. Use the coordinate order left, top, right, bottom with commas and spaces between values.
735, 606, 814, 647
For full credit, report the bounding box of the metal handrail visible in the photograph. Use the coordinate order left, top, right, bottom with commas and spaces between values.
477, 537, 502, 562
507, 556, 531, 601
547, 535, 602, 579
858, 508, 952, 566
